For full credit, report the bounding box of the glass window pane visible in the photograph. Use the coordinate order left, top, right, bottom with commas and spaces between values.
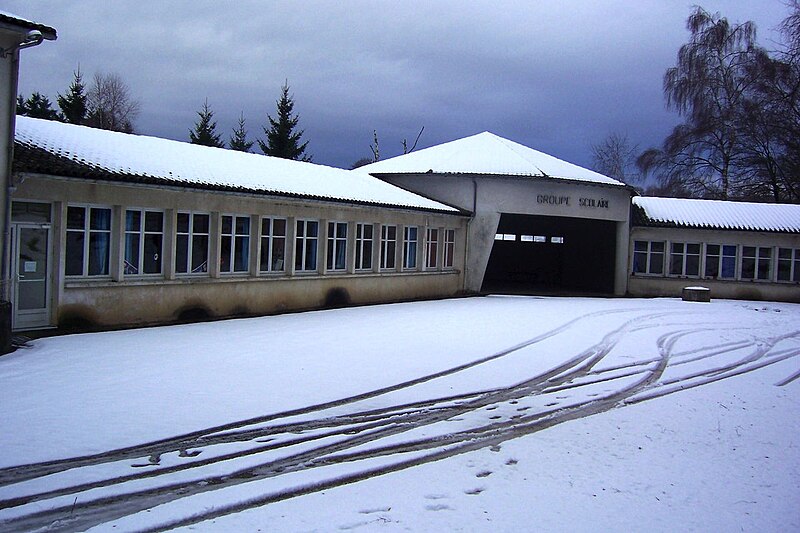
177, 213, 190, 233
88, 232, 110, 275
261, 218, 271, 235
143, 233, 162, 274
67, 206, 85, 230
274, 218, 286, 236
221, 215, 233, 235
65, 232, 84, 275
192, 235, 209, 272
193, 214, 209, 234
90, 208, 111, 231
125, 210, 141, 232
124, 233, 140, 274
145, 211, 163, 232
176, 234, 189, 273
272, 237, 285, 270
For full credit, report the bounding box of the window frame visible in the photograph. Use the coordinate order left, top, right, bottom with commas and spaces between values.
295, 219, 319, 273
669, 242, 701, 278
777, 247, 800, 283
443, 229, 455, 269
124, 208, 164, 277
355, 222, 374, 271
326, 221, 348, 272
403, 225, 418, 270
380, 224, 397, 270
632, 240, 665, 275
425, 227, 439, 269
219, 214, 251, 275
740, 245, 773, 281
65, 204, 113, 278
259, 216, 287, 273
175, 211, 210, 276
703, 243, 737, 280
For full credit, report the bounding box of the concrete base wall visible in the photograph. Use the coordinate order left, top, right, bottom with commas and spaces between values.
628, 276, 800, 303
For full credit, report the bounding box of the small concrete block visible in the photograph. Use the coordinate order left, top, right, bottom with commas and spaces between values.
682, 286, 711, 302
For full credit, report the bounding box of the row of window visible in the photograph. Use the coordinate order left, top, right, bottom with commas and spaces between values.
494, 233, 565, 244
65, 206, 457, 279
632, 240, 800, 283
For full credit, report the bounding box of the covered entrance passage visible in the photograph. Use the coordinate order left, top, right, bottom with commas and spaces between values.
482, 213, 617, 294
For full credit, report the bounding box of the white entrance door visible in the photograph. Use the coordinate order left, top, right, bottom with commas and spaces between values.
11, 223, 51, 330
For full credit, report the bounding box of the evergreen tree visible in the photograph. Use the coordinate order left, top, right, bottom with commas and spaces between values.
189, 99, 224, 148
17, 92, 63, 121
228, 111, 254, 152
258, 82, 311, 161
57, 68, 87, 125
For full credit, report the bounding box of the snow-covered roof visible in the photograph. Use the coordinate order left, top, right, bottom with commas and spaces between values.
633, 196, 800, 233
0, 10, 57, 38
358, 131, 624, 187
13, 116, 457, 213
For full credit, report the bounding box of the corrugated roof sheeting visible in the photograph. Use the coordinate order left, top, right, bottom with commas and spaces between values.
633, 196, 800, 233
13, 116, 457, 213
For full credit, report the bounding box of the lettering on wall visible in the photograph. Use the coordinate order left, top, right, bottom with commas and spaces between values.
536, 195, 570, 206
579, 197, 609, 209
535, 194, 610, 209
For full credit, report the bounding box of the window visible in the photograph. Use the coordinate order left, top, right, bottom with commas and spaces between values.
443, 229, 455, 268
295, 219, 319, 272
175, 212, 210, 274
380, 225, 397, 270
550, 236, 565, 244
66, 206, 111, 277
494, 233, 516, 241
704, 244, 736, 279
220, 215, 250, 274
260, 217, 286, 272
632, 240, 665, 275
741, 246, 773, 280
124, 209, 163, 275
425, 228, 439, 269
669, 242, 700, 277
355, 223, 373, 271
326, 221, 347, 271
777, 248, 800, 282
403, 226, 418, 269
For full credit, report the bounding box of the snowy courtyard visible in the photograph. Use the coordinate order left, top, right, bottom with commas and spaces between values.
0, 295, 798, 532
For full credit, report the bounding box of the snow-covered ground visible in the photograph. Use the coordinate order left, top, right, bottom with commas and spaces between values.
0, 296, 798, 532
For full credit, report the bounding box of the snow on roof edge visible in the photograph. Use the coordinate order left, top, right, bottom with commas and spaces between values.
633, 196, 800, 233
13, 116, 458, 214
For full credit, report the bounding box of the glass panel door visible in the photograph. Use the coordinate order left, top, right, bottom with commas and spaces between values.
13, 224, 51, 329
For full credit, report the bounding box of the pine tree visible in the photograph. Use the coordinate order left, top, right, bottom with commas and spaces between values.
258, 82, 311, 161
57, 68, 87, 125
189, 99, 224, 148
228, 111, 254, 152
17, 92, 63, 121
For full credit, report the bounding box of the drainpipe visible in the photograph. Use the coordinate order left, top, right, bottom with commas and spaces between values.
1, 31, 48, 350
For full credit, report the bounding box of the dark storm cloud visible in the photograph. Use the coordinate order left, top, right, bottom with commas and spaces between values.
7, 1, 790, 169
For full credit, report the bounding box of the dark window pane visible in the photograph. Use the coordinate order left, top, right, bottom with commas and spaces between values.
88, 232, 110, 275
126, 210, 141, 232
261, 218, 271, 235
90, 208, 111, 231
124, 233, 140, 274
307, 221, 318, 238
222, 215, 232, 235
67, 206, 85, 230
721, 256, 736, 278
220, 235, 232, 272
176, 235, 189, 273
177, 213, 190, 233
272, 238, 285, 270
145, 211, 163, 232
143, 234, 162, 274
65, 232, 84, 275
274, 218, 286, 236
193, 214, 209, 234
191, 235, 208, 272
234, 237, 249, 271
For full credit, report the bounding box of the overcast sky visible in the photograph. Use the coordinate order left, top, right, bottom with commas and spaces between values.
7, 1, 793, 171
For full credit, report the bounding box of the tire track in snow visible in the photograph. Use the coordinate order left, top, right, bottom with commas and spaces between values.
1, 311, 799, 532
